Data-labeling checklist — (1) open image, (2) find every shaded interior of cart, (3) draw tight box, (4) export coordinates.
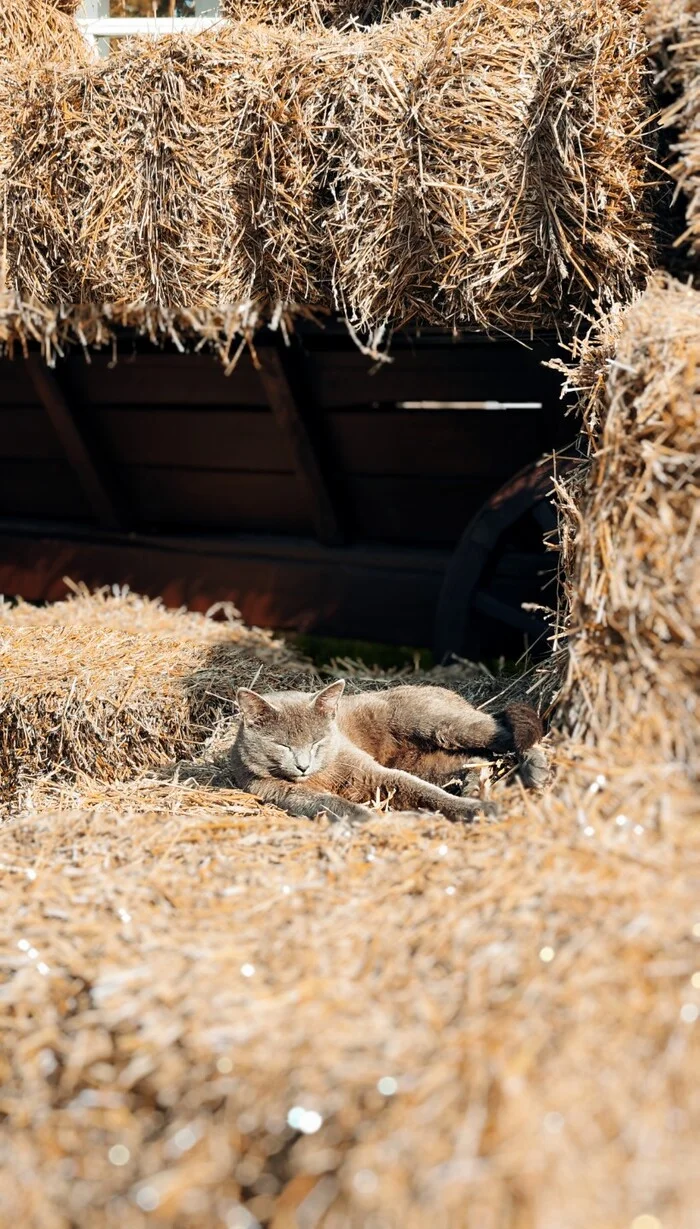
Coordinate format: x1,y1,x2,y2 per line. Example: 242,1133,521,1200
0,324,573,659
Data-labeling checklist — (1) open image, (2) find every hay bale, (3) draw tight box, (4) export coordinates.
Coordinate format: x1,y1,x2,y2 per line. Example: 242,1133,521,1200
0,748,698,1229
0,2,654,340
0,22,337,316
555,275,700,763
1,27,264,310
325,1,556,334
647,0,700,258
0,586,310,811
0,0,87,66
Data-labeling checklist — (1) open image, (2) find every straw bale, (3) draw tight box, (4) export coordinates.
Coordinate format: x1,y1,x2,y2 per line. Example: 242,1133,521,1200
1,24,281,311
324,0,654,339
0,0,87,67
0,738,698,1229
647,0,700,258
0,586,311,811
0,1,654,343
0,21,339,318
554,275,699,762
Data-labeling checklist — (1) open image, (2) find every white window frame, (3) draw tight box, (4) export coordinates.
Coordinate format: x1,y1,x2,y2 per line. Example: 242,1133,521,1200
77,1,221,55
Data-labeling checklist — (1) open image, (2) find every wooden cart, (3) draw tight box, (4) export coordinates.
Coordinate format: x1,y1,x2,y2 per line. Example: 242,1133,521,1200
0,323,573,658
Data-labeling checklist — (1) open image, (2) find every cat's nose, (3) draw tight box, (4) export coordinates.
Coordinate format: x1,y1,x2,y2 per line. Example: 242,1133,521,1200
295,753,311,774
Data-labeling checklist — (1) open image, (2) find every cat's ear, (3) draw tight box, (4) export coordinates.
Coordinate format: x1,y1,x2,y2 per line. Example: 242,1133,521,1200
312,679,345,719
236,688,280,728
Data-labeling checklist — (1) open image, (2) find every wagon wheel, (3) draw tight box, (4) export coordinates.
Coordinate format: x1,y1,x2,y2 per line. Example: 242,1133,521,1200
433,456,572,663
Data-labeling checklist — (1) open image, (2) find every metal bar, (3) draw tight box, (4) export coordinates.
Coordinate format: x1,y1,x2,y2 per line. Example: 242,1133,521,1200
77,0,109,55
256,346,343,547
25,357,123,531
398,401,543,411
76,16,221,36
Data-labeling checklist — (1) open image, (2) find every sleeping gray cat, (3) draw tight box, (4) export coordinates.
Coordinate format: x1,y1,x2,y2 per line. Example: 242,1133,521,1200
230,680,547,824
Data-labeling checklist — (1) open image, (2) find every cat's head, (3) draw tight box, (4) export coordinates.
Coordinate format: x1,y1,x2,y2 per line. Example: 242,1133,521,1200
234,680,345,781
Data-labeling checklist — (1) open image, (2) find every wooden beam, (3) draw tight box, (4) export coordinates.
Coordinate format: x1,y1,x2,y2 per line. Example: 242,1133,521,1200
25,356,123,530
256,344,343,546
0,523,448,646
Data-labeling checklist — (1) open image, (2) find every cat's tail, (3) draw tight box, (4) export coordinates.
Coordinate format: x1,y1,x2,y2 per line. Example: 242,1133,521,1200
496,702,549,791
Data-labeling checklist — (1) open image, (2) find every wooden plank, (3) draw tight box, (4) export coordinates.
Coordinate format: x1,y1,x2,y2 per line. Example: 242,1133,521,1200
65,351,267,407
343,476,494,546
0,460,91,520
0,408,63,459
306,345,564,409
0,402,561,486
90,407,294,471
324,408,553,477
25,356,123,529
0,405,559,487
0,527,449,646
4,339,565,412
0,359,43,405
115,467,313,535
0,461,505,544
257,345,343,546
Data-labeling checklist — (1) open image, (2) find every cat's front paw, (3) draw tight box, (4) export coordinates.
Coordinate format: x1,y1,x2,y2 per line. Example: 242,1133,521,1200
322,801,373,826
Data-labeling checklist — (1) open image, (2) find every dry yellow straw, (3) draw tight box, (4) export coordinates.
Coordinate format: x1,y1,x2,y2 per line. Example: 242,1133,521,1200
0,0,654,346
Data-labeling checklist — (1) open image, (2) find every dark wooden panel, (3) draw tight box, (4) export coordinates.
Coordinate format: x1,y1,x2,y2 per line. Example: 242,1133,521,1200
0,360,43,405
258,345,343,546
0,530,448,645
0,408,62,458
115,467,312,535
0,460,91,520
89,408,294,471
0,461,496,543
25,356,123,531
344,476,494,546
63,352,267,407
325,409,551,478
0,405,556,480
306,346,562,409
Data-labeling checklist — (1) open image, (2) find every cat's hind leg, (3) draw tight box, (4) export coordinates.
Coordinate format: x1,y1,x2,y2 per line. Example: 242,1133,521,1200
383,687,548,790
384,685,501,750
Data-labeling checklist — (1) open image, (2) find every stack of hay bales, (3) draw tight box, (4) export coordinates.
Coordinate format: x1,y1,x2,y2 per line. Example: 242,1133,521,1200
0,0,654,353
0,10,698,1229
647,0,700,258
556,274,699,770
0,587,311,811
